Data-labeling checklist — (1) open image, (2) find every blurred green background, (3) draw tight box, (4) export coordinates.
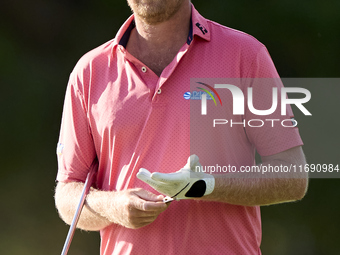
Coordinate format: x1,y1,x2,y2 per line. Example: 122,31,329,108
0,0,339,254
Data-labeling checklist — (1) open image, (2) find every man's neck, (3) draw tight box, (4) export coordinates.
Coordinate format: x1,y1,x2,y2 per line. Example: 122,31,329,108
126,2,191,76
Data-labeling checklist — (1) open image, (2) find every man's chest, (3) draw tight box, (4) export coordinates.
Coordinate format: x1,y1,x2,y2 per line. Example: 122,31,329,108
88,74,191,145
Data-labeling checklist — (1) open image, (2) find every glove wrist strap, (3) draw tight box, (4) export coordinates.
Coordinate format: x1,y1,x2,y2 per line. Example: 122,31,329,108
204,177,215,196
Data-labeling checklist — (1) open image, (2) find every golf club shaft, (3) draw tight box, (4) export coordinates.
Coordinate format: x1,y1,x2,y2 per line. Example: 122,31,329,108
61,168,96,255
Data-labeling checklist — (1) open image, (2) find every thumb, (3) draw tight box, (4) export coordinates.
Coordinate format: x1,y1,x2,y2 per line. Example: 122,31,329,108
134,189,164,202
184,154,200,169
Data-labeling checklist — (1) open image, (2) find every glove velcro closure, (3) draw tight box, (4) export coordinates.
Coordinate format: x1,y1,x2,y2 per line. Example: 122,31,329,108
185,180,206,197
184,177,215,198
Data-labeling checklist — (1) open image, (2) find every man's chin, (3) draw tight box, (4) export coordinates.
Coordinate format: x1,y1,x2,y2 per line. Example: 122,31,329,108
129,0,184,25
138,13,170,25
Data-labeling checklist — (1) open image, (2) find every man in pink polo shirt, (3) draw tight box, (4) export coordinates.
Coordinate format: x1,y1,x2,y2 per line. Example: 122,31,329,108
55,0,308,254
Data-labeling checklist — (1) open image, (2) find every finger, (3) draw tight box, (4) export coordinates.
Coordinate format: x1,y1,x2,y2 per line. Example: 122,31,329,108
137,169,165,189
185,154,200,169
134,188,163,202
129,216,159,229
126,214,157,229
143,201,169,212
151,171,188,183
125,202,165,227
137,215,158,222
133,199,168,212
138,168,151,175
131,208,160,217
132,189,168,212
132,203,168,217
151,171,184,182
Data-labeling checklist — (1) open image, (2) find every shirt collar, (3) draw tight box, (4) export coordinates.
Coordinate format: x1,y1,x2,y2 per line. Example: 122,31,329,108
113,3,211,49
190,4,211,43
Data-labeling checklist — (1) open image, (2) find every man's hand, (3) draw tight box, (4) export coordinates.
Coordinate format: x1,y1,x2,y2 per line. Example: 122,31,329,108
109,188,169,229
137,155,215,200
55,183,169,231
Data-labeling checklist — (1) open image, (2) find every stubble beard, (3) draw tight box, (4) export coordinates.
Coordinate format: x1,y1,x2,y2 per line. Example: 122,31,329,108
127,0,185,25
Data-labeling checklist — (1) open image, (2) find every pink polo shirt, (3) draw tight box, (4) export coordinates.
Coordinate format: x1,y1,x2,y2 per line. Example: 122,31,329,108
57,4,303,255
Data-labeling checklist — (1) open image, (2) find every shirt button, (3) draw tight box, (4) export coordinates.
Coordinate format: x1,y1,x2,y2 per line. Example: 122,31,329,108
157,89,162,94
141,66,147,73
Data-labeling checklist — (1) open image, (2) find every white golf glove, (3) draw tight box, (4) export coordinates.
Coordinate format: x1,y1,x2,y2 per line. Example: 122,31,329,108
137,155,215,200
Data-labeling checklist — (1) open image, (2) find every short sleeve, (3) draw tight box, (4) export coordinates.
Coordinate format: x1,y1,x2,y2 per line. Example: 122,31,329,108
244,46,303,156
56,72,97,182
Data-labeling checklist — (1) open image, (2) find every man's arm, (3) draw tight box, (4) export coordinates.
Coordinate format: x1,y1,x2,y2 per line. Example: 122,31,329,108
55,182,168,231
202,146,308,206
